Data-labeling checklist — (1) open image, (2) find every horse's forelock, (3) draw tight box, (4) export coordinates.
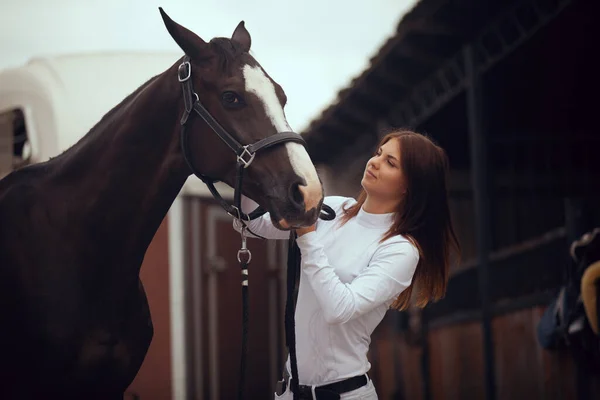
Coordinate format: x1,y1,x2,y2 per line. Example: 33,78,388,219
208,37,248,72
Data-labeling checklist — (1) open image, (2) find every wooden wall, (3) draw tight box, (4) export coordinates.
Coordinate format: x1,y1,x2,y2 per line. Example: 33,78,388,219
368,306,600,400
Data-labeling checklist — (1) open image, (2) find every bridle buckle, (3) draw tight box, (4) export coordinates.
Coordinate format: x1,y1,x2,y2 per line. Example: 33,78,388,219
228,205,250,222
237,146,256,168
178,61,192,82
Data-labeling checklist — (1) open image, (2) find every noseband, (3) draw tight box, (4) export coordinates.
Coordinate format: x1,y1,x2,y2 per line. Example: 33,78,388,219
175,55,333,400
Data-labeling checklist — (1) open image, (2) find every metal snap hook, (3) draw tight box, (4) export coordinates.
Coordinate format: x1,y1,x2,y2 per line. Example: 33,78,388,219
237,248,252,264
237,226,252,264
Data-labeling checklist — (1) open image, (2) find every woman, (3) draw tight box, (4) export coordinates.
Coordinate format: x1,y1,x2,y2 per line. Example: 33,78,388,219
234,129,460,399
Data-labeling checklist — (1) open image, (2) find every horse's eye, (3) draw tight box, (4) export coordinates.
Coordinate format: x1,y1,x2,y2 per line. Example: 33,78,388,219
221,91,243,108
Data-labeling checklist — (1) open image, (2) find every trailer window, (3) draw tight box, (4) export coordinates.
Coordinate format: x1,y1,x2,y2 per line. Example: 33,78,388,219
0,108,30,177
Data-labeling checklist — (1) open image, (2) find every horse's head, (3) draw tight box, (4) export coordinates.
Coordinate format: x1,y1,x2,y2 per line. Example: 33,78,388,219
159,9,323,229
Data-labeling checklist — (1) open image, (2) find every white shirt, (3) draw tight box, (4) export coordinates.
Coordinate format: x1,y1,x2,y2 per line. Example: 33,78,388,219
234,195,419,386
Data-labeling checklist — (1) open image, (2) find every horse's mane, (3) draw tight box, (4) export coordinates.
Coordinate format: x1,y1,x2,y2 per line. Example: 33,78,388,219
47,73,163,165
58,39,241,158
13,40,246,178
93,74,162,130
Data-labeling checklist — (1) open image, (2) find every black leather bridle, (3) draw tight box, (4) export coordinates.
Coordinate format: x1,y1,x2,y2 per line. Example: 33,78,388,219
175,55,334,400
177,55,308,223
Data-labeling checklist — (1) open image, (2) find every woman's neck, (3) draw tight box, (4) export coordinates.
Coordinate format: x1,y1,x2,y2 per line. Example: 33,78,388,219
362,195,400,214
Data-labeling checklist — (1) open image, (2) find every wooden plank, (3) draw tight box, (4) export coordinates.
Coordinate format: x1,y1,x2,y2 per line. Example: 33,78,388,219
532,306,580,400
492,307,547,399
369,328,397,399
396,333,425,400
428,321,485,400
126,216,173,399
369,315,425,400
493,305,600,400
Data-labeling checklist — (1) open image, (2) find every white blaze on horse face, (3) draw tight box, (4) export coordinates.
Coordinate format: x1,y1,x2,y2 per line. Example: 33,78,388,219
242,64,322,212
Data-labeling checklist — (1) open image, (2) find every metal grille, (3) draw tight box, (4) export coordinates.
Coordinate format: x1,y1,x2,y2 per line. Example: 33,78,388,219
0,109,30,177
390,0,573,128
12,109,29,169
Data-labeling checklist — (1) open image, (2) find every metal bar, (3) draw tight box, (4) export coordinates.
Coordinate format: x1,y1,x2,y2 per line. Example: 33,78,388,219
508,131,519,244
427,290,557,330
564,198,593,399
459,226,566,270
464,44,496,400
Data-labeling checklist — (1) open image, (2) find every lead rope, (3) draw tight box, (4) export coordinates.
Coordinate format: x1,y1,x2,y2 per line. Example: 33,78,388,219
235,204,335,400
284,205,336,400
285,231,301,399
237,226,251,400
236,217,269,400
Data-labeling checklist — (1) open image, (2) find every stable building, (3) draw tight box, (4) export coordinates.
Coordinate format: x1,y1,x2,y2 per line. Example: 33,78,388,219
301,0,600,399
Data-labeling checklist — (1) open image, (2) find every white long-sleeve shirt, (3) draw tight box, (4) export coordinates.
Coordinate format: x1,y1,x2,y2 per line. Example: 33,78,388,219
234,195,419,386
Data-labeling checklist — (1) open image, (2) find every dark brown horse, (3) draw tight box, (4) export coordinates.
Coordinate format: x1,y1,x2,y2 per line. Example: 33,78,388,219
0,8,323,399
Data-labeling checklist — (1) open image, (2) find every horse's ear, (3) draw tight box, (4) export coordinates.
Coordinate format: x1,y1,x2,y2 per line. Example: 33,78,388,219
231,21,251,53
159,7,210,60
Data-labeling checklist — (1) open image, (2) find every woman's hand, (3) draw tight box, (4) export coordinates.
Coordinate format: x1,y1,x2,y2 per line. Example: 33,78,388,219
295,224,316,237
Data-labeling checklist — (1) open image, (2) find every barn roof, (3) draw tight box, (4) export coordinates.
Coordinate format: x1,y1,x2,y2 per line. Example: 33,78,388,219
300,0,519,164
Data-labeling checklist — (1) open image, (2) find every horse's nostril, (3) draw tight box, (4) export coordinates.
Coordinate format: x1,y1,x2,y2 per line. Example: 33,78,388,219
289,182,304,209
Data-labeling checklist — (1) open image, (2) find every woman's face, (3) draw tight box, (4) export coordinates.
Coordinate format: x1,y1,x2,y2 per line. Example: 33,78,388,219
361,138,407,203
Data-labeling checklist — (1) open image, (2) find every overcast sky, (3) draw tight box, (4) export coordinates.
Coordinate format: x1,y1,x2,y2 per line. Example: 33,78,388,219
0,0,418,130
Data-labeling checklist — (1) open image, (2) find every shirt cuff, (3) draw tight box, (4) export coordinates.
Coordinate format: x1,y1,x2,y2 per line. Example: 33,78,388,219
295,231,323,264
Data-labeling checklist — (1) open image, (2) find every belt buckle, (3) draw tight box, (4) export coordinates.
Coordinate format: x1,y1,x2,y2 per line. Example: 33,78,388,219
296,384,313,399
314,387,341,400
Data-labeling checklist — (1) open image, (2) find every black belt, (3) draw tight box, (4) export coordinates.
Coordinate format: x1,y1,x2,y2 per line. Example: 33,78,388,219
279,369,368,400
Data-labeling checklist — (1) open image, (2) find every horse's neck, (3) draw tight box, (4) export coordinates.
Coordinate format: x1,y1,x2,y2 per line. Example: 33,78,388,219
53,70,189,263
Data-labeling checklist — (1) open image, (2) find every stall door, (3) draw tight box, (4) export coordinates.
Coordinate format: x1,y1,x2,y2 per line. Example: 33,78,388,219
184,197,289,400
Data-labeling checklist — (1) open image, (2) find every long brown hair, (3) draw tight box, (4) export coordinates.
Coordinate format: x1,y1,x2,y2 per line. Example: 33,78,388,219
339,130,460,311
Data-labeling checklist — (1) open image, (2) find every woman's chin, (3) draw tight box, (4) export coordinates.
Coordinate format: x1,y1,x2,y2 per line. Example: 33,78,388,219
360,179,372,194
